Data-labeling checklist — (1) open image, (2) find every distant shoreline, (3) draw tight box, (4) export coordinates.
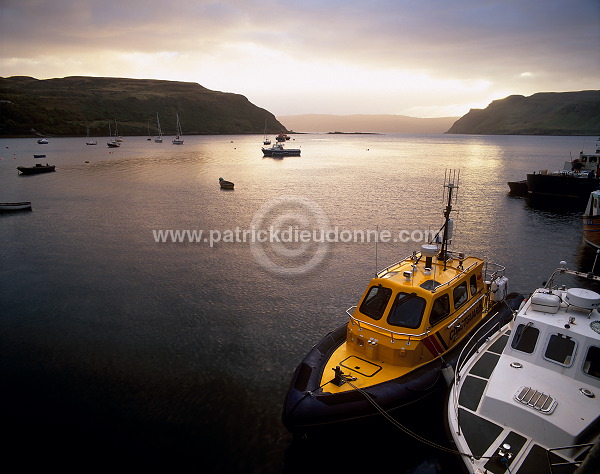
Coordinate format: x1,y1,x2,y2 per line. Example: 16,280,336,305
326,131,384,135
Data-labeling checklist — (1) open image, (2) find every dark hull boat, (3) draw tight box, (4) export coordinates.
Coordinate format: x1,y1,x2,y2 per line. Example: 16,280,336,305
0,202,32,212
526,172,599,199
507,180,528,196
17,164,56,174
219,177,234,189
262,143,301,157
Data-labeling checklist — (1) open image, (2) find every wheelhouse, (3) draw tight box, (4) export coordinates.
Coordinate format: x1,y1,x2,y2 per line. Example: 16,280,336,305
345,249,505,368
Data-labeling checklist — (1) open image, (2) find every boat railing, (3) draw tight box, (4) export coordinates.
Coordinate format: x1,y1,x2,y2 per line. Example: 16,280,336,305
428,261,479,293
445,294,486,329
483,261,506,283
544,264,600,290
346,306,432,342
377,254,482,294
451,301,512,420
376,254,414,277
547,443,595,470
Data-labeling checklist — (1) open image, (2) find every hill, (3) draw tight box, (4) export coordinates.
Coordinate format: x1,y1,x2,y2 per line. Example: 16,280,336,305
0,76,288,137
277,114,458,134
446,90,600,135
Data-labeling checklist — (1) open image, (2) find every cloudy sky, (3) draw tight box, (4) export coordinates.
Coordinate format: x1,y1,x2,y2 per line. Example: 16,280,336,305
1,0,598,117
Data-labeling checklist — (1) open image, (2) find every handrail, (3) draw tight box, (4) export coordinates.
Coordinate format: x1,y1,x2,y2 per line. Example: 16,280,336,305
376,254,414,277
547,443,594,470
484,261,506,283
451,301,511,420
429,261,479,293
446,294,486,329
544,265,600,289
346,305,431,341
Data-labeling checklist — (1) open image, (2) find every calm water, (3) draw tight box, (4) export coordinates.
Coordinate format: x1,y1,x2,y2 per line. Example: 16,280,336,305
1,133,597,472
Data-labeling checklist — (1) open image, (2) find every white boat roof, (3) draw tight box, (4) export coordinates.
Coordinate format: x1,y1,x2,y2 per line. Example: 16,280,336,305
479,284,600,448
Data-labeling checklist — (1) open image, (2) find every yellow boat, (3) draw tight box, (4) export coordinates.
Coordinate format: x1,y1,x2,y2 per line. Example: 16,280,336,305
282,175,523,433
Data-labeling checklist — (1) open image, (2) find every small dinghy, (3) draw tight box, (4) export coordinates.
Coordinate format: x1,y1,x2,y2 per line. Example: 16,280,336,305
0,202,32,212
219,177,234,189
17,164,56,174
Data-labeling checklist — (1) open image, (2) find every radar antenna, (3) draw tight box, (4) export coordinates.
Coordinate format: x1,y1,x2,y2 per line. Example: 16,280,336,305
439,169,460,270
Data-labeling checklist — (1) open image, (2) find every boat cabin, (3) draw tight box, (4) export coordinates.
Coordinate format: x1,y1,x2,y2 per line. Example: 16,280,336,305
346,245,507,368
564,137,600,173
584,190,600,218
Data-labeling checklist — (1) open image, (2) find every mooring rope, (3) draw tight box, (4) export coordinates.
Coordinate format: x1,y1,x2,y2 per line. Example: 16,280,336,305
340,374,503,462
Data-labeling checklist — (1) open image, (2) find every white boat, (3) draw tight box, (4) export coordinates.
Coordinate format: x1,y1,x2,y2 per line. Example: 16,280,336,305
565,135,600,173
37,138,48,144
172,113,184,145
446,261,600,473
583,190,600,249
154,113,163,143
262,143,300,157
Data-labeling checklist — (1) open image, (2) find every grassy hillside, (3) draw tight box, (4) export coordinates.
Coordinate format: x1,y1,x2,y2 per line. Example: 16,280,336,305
0,76,288,137
446,91,600,135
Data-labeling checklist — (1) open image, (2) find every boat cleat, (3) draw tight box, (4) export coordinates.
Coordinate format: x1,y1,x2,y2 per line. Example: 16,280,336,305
331,366,357,387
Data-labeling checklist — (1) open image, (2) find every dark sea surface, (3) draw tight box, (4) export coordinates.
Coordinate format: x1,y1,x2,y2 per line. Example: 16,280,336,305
1,133,598,472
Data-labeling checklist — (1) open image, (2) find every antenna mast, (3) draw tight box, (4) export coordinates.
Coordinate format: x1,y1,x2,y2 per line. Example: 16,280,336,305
439,169,460,270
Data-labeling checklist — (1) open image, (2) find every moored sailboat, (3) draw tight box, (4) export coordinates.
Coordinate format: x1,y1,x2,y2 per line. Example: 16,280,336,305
86,126,97,145
172,113,184,145
282,171,520,434
154,113,163,143
263,118,271,145
107,121,120,148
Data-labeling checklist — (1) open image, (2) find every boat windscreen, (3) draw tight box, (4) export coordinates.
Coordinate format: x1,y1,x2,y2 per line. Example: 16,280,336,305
359,285,392,320
387,292,426,329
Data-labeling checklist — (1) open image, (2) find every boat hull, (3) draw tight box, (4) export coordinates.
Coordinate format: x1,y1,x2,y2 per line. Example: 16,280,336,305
583,214,600,248
0,202,32,212
526,173,600,198
17,165,55,174
507,180,528,196
282,293,524,434
262,148,301,157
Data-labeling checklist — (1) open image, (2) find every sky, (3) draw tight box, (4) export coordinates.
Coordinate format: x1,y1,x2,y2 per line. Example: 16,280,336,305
0,0,598,118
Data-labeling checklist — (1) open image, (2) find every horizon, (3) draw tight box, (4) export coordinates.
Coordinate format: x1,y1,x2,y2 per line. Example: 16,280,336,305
1,1,598,118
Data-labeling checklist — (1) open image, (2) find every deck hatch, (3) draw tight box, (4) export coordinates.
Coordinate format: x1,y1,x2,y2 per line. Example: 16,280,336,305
514,386,557,414
340,356,382,377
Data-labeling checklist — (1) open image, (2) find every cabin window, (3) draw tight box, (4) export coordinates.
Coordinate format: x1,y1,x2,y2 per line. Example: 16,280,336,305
359,285,392,320
544,333,577,367
469,275,478,296
387,292,426,329
511,323,539,354
583,346,600,379
429,294,450,326
453,282,468,309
